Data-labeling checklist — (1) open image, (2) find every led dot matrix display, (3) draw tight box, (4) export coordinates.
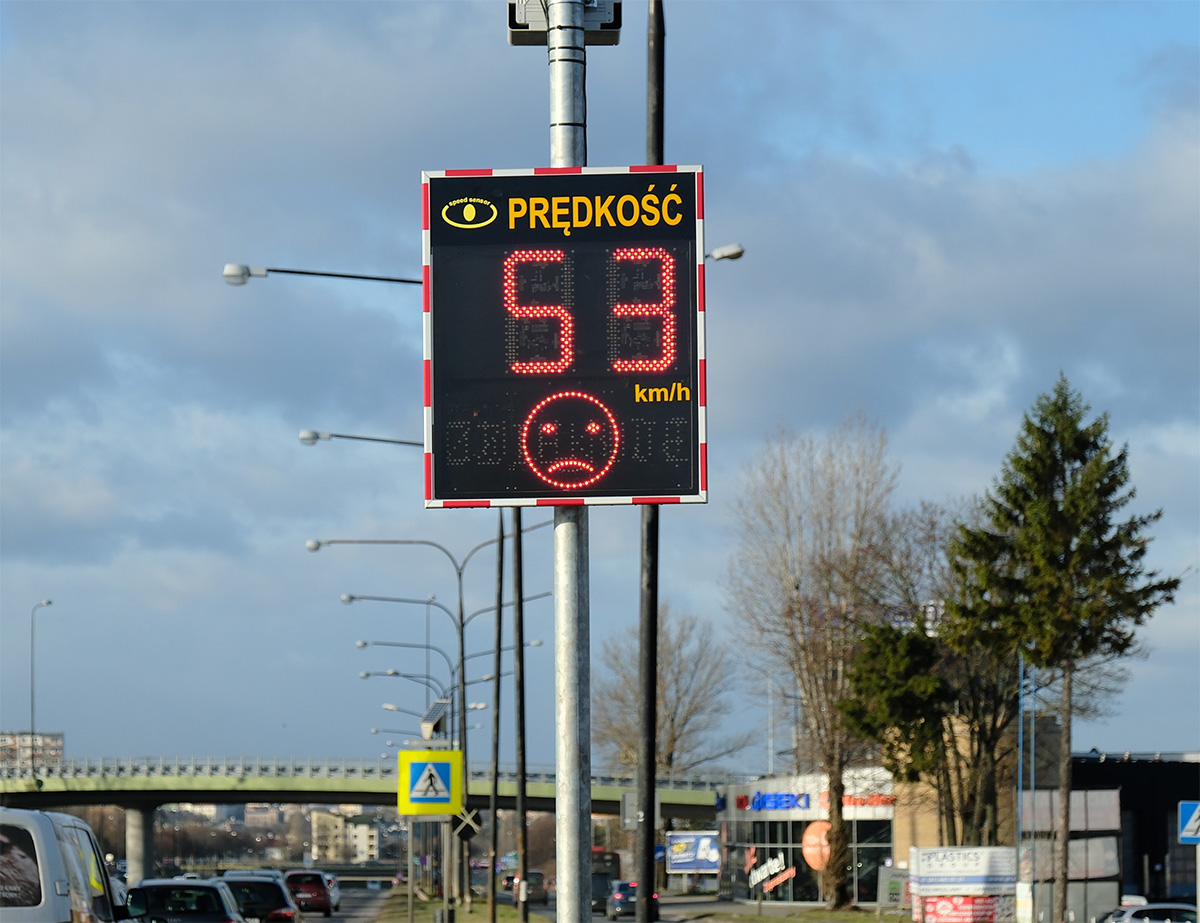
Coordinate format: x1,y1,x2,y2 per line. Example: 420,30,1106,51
423,166,706,507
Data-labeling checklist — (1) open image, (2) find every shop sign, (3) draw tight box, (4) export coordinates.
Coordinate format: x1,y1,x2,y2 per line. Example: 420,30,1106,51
735,791,810,811
923,895,1009,923
910,846,1017,897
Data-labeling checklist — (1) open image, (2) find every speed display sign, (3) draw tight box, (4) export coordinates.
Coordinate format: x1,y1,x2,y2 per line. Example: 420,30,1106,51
422,166,707,507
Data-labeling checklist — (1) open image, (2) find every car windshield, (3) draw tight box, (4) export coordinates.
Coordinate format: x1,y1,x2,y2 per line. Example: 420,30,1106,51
140,886,225,915
288,874,323,887
227,881,285,909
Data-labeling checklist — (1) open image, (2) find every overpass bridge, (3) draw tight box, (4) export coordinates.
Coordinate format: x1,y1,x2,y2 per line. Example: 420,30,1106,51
0,755,725,817
0,756,730,884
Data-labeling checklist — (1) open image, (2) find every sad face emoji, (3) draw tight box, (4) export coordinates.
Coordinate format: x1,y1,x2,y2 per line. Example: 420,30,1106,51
520,391,621,489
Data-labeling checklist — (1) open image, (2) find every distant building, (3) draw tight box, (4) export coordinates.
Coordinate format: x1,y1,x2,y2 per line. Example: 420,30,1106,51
0,731,64,772
245,805,283,829
309,810,380,864
345,816,380,864
177,804,219,820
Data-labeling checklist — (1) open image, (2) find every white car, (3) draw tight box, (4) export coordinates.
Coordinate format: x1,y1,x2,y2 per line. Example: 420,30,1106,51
322,873,341,912
1099,904,1197,923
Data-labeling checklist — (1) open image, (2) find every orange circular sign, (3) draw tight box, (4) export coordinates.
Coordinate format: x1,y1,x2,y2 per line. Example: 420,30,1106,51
801,821,831,871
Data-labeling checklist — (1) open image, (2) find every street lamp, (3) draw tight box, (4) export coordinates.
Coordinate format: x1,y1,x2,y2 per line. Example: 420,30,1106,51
299,429,422,448
29,599,52,773
705,242,745,261
222,264,421,286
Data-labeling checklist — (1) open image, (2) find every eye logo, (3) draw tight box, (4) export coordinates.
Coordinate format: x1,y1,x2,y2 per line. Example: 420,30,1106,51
521,391,620,489
442,197,498,229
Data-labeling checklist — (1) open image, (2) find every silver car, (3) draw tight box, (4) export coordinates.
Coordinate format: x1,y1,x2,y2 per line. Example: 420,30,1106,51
1098,904,1197,923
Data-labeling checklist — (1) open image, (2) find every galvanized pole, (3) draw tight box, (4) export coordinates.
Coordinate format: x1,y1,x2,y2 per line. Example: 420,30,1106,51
548,4,592,923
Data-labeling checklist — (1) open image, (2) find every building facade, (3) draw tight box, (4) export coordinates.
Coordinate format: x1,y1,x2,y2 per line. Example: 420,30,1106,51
0,731,64,772
716,766,898,904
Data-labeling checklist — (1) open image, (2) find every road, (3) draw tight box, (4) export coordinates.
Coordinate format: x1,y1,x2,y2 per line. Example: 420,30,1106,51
505,892,819,921
337,887,391,923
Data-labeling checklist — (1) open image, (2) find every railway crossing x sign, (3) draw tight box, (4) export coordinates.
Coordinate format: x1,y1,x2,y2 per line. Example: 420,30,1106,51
397,749,463,816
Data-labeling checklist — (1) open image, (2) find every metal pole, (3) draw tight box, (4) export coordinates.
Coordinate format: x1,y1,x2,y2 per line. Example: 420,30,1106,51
455,567,469,912
636,505,659,921
488,511,505,921
638,4,665,919
442,819,451,922
407,818,415,923
554,506,591,923
30,599,51,774
548,3,591,922
512,507,530,923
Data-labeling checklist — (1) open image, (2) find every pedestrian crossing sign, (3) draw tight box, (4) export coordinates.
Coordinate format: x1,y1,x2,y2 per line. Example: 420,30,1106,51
398,749,463,815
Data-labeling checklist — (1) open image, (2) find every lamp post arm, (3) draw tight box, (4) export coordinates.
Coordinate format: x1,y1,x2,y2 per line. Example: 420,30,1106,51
360,670,448,699
222,263,421,285
299,430,423,448
342,593,456,623
381,703,425,720
357,639,455,680
462,591,552,629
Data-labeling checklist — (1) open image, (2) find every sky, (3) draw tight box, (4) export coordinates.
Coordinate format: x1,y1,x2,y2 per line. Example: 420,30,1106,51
1,0,1197,777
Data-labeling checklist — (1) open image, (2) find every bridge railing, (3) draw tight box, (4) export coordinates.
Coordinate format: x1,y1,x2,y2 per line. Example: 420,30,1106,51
1,757,746,790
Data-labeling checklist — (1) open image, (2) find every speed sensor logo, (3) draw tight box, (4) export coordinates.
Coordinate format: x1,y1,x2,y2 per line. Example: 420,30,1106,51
442,197,498,229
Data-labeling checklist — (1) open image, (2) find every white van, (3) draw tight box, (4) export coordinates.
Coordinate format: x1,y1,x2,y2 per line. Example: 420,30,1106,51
0,806,130,923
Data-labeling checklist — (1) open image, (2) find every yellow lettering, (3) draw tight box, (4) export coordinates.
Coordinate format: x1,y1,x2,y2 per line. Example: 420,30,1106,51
509,198,527,229
551,196,570,236
661,187,683,226
529,197,550,229
617,194,639,227
594,195,616,227
640,191,661,226
572,196,593,229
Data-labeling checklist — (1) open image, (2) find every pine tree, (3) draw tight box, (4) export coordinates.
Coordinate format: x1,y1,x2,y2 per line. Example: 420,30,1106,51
950,374,1179,922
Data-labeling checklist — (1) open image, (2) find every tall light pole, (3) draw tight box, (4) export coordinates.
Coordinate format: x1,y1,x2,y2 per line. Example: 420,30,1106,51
639,8,743,917
313,533,505,909
29,599,52,773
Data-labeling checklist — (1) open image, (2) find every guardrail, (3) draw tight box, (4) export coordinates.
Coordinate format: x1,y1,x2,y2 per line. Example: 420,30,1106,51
1,756,745,791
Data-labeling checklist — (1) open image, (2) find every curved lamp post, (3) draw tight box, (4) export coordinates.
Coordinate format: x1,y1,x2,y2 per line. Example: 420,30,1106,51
299,430,423,449
222,264,421,286
30,599,52,773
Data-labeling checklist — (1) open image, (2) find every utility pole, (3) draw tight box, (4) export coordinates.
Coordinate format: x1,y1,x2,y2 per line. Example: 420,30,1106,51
547,5,592,923
638,4,665,920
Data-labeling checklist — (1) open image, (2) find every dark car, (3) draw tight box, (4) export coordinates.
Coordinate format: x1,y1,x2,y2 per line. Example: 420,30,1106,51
223,876,305,923
284,872,331,917
605,880,658,921
591,874,613,914
127,879,246,923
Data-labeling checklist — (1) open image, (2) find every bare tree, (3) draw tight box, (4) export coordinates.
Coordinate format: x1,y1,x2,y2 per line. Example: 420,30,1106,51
727,413,897,909
592,603,752,776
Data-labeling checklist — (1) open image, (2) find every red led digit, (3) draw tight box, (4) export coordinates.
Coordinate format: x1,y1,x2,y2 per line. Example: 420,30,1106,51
610,246,676,374
504,249,573,375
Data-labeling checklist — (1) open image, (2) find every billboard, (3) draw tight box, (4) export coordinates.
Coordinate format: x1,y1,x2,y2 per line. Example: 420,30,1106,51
666,831,721,874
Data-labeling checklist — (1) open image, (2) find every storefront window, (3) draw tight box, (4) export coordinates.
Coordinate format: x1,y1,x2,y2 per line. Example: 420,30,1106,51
854,846,891,903
854,820,891,846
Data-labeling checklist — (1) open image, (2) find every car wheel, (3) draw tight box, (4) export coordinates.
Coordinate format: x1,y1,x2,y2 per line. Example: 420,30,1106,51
324,909,332,917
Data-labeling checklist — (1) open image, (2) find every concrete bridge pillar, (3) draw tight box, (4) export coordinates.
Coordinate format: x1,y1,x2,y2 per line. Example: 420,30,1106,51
125,805,157,885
